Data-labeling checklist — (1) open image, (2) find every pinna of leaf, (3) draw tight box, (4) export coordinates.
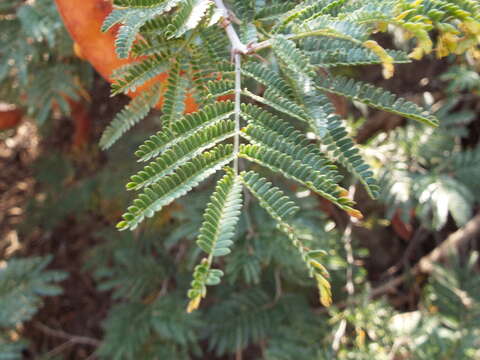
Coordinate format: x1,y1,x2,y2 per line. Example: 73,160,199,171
91,0,440,312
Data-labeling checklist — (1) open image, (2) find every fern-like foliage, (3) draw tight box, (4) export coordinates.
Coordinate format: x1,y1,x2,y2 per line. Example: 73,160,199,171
159,61,189,127
165,0,214,39
303,38,411,67
0,256,66,358
127,120,235,190
110,54,169,96
100,83,162,149
241,171,332,307
118,144,234,231
315,75,439,127
134,101,235,162
0,256,66,328
239,144,359,218
0,0,91,125
103,0,184,58
99,0,479,311
187,169,243,312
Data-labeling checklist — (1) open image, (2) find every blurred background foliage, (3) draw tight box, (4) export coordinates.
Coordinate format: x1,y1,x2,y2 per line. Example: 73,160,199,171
1,0,480,359
0,0,92,125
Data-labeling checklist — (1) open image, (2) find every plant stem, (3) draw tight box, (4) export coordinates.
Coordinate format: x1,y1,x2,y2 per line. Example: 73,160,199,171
343,184,357,297
233,52,241,174
212,1,355,176
213,0,245,174
213,0,249,54
215,0,360,55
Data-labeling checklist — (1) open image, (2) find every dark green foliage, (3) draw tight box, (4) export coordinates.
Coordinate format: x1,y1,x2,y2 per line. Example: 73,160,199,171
239,144,356,214
134,101,235,162
104,0,184,58
118,144,235,230
110,55,170,95
128,121,235,190
100,83,163,149
0,257,66,328
187,170,243,311
241,171,332,303
0,0,92,124
98,296,200,359
87,193,345,359
0,257,66,358
315,75,439,127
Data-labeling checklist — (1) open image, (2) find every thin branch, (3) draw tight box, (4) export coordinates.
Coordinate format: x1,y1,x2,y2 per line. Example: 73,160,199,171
233,52,241,174
213,0,244,175
214,0,248,54
343,184,357,297
384,227,429,277
332,319,347,352
331,185,357,354
42,340,76,358
274,267,283,303
371,212,480,298
34,322,101,347
243,187,256,238
214,0,360,55
236,347,243,360
315,212,480,313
